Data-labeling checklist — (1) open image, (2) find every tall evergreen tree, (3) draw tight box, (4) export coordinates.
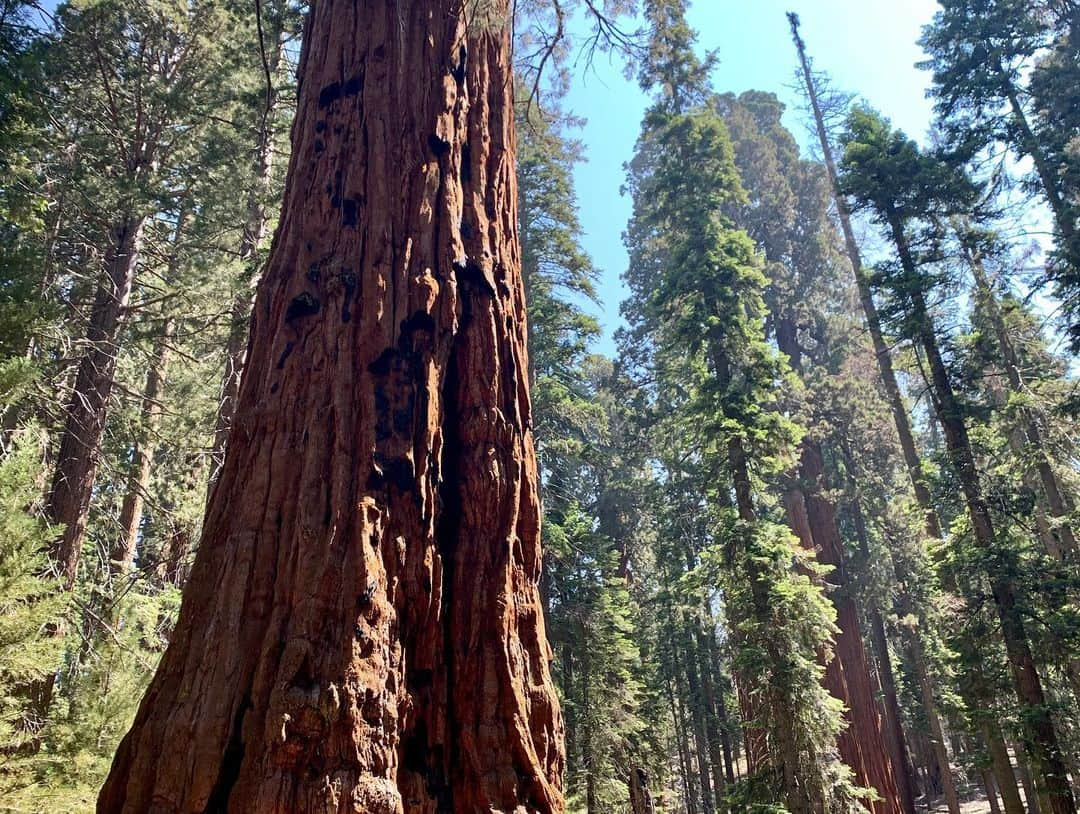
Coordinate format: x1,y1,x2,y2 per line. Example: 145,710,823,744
839,107,1077,814
622,4,863,811
920,0,1080,344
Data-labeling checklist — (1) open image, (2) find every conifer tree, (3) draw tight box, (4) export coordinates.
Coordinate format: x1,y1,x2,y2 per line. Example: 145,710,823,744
99,1,566,810
839,107,1077,814
622,4,863,811
920,0,1080,343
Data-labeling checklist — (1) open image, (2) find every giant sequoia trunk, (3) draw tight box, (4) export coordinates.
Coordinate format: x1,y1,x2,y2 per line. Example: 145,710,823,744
774,316,902,814
98,3,565,812
784,442,902,814
844,469,919,814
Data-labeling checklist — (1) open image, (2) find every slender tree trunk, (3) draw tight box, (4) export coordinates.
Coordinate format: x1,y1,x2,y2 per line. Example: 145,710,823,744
1016,740,1045,814
112,210,189,577
209,19,288,487
711,336,810,814
910,636,962,814
19,214,147,735
48,214,146,587
681,621,716,814
888,212,1076,814
112,323,173,575
988,769,1006,814
963,239,1078,564
693,624,729,810
668,670,700,814
995,69,1078,260
704,623,737,786
99,3,565,811
983,719,1026,814
157,520,191,588
673,625,711,814
788,13,942,543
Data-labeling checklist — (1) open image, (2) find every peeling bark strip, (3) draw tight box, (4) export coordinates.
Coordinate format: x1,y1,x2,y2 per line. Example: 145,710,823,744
98,2,565,812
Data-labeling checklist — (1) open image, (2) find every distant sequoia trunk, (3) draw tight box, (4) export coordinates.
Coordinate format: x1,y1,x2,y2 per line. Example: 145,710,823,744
98,2,565,812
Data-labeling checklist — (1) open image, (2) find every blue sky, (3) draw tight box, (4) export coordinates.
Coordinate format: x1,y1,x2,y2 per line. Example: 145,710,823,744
563,0,941,355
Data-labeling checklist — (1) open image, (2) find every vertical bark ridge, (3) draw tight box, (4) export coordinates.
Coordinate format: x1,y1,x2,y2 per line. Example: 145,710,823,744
99,3,563,812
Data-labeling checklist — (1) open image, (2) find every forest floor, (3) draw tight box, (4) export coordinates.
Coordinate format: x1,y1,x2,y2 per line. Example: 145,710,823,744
926,795,993,814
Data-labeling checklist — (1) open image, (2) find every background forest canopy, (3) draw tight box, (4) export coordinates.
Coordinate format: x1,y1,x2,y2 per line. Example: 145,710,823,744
0,0,1079,813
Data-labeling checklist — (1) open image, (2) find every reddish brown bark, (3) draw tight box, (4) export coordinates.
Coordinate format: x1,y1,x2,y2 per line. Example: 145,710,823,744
782,469,900,814
98,3,564,812
845,471,920,814
774,314,901,814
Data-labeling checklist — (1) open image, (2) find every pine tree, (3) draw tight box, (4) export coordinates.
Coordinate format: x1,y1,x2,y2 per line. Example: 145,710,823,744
622,5,864,810
919,0,1080,343
0,428,65,755
839,106,1077,814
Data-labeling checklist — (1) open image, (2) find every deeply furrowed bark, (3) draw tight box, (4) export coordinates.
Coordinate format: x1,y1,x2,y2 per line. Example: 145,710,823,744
99,3,564,812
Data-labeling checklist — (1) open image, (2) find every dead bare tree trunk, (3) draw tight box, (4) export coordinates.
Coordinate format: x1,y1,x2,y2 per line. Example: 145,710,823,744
98,3,565,811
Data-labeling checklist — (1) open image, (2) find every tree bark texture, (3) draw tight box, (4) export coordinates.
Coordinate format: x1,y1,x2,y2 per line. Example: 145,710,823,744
782,467,900,814
983,719,1026,814
774,315,901,814
629,767,656,814
99,3,564,812
48,215,145,587
846,476,920,814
